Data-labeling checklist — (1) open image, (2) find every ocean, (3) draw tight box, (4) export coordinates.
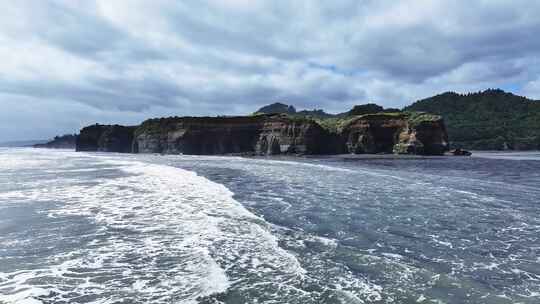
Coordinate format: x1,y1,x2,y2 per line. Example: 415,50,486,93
1,148,539,303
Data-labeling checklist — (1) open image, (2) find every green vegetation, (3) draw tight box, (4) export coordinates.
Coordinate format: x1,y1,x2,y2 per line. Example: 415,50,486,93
405,89,540,150
347,103,384,115
255,102,413,133
314,112,433,133
135,117,184,136
314,117,346,133
254,89,540,150
406,112,442,127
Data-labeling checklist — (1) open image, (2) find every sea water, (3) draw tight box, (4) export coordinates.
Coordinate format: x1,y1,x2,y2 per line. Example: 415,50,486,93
0,148,539,303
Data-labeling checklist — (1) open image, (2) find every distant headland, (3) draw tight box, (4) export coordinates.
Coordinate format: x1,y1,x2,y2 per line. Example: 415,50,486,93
35,89,540,155
75,111,448,156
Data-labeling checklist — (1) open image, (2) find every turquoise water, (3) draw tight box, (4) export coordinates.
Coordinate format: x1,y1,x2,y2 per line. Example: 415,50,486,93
1,149,539,303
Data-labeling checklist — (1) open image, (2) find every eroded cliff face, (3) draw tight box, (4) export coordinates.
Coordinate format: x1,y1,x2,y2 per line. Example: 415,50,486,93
342,115,407,154
77,113,449,156
399,119,449,155
133,116,264,154
256,116,343,155
132,115,341,155
341,113,449,155
76,124,135,153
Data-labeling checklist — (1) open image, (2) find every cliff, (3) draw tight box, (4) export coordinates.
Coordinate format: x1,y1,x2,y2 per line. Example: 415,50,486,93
33,134,77,149
76,112,448,156
76,124,136,153
340,113,449,155
132,114,341,155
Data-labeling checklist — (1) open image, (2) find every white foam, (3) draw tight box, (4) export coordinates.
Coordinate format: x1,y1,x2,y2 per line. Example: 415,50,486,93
473,151,540,161
0,151,308,303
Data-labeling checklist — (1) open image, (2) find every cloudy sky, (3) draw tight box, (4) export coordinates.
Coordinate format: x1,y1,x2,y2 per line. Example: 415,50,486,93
1,0,540,141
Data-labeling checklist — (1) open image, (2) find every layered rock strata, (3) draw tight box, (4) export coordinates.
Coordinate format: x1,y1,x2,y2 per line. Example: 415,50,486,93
76,113,449,156
341,113,449,155
132,115,339,155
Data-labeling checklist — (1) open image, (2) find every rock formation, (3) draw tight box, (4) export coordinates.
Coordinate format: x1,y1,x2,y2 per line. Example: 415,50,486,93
132,114,341,155
133,116,264,154
447,148,472,156
341,113,449,155
76,112,449,156
76,124,136,153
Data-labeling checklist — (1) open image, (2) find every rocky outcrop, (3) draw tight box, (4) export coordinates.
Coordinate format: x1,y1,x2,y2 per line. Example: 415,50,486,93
132,114,342,155
76,112,449,156
76,124,136,153
34,134,77,149
341,113,449,155
133,116,264,154
447,148,472,156
255,116,343,155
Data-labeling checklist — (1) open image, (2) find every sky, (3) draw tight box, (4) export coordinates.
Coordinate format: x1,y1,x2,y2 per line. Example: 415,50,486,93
1,0,540,141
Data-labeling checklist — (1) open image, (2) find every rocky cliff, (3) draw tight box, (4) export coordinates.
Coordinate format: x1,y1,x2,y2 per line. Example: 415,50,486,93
77,112,449,156
76,124,136,153
132,114,341,155
340,113,449,155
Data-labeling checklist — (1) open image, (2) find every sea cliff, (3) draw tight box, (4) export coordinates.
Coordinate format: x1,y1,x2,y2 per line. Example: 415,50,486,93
341,113,448,155
76,124,136,153
76,112,449,156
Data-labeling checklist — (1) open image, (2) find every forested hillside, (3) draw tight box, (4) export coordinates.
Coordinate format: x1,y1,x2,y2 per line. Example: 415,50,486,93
405,89,540,150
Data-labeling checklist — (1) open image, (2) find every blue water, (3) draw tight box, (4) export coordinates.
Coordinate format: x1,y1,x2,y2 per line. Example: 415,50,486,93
1,149,539,303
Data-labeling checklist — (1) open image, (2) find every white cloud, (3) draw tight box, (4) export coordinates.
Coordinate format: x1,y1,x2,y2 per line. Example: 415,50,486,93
523,79,540,99
0,0,539,141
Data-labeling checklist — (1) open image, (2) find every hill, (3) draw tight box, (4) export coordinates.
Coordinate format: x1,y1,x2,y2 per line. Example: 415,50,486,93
255,102,296,114
255,102,336,119
405,89,540,150
255,102,400,119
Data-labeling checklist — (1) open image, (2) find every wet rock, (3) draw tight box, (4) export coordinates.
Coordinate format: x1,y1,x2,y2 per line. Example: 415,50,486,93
447,148,472,156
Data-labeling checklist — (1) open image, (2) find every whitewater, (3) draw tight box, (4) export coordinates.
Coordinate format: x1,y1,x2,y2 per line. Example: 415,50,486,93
1,148,539,303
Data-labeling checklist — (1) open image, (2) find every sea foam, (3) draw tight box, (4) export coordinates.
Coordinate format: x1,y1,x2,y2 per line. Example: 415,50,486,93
0,151,306,303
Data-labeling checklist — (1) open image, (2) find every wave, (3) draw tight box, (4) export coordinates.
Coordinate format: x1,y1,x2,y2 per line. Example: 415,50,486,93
473,151,540,161
0,153,307,303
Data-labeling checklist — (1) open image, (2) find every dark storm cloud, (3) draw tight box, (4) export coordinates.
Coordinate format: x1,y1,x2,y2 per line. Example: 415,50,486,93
0,0,539,141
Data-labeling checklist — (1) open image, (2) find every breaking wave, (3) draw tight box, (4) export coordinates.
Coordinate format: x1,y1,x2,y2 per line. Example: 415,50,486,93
0,152,308,303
